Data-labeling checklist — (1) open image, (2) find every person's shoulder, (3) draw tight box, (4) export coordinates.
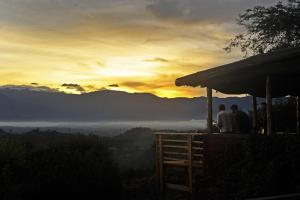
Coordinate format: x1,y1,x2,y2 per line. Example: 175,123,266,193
227,112,235,118
238,110,248,116
218,111,226,115
222,111,233,118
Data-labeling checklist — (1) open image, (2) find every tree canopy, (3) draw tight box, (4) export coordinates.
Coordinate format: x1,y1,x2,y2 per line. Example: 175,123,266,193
225,0,300,56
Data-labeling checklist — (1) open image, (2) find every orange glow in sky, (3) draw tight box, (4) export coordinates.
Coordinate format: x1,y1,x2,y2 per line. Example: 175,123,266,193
0,0,276,97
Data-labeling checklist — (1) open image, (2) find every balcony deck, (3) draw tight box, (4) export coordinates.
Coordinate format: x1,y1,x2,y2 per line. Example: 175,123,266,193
155,132,250,198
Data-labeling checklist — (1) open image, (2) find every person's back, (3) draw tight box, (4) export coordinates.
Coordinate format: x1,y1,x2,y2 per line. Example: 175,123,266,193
217,104,233,133
236,110,251,133
231,104,251,133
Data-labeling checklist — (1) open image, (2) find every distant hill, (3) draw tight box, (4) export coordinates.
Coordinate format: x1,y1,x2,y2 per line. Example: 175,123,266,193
0,87,256,121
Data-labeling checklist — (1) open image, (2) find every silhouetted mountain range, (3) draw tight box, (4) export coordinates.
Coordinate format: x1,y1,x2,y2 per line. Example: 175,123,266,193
0,87,256,121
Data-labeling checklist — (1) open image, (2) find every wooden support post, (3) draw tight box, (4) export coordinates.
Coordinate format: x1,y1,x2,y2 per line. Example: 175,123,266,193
207,87,213,134
252,95,258,133
157,134,164,193
155,135,160,192
187,135,193,195
266,76,273,135
297,96,299,135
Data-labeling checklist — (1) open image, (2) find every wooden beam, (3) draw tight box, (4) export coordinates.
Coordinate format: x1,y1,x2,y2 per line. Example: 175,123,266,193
187,135,193,194
155,134,160,192
266,76,273,135
252,95,258,133
297,96,299,135
165,183,191,192
207,87,213,133
157,135,164,193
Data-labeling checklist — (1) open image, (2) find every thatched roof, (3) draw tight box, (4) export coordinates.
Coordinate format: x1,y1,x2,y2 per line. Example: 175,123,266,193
176,47,300,98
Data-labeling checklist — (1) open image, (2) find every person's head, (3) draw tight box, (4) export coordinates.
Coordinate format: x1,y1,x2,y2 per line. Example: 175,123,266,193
231,104,238,112
219,104,225,111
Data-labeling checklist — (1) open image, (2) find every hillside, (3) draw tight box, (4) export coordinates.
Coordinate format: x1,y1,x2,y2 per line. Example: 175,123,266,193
0,87,255,121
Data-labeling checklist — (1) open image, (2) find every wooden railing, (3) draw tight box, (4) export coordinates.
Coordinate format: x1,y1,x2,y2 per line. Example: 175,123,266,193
155,132,206,196
246,193,300,200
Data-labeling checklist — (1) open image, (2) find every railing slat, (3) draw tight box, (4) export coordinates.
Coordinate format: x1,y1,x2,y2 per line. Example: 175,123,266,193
155,132,205,196
163,145,188,149
163,139,188,143
165,183,191,192
164,157,185,161
163,160,188,166
193,154,204,157
192,147,204,150
164,151,188,156
192,141,204,144
193,160,203,164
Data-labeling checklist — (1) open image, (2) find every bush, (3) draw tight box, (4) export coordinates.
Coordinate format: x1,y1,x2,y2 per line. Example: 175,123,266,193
204,135,300,199
0,131,122,200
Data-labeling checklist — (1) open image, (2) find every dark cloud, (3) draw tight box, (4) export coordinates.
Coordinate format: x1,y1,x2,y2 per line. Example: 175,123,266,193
0,85,58,93
0,0,277,30
122,81,147,88
31,82,38,85
96,87,108,91
0,0,147,28
108,84,119,87
145,57,169,63
121,81,164,90
84,84,99,91
147,0,278,23
61,83,85,92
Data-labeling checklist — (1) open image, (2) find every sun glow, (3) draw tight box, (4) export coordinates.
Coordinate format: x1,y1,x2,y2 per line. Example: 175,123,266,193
91,57,157,78
0,0,242,98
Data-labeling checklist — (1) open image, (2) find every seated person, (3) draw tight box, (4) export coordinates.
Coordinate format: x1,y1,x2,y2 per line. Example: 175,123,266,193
217,104,234,133
230,104,251,133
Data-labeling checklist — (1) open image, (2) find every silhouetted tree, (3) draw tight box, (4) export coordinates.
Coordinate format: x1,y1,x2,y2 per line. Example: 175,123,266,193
225,0,300,56
0,131,122,200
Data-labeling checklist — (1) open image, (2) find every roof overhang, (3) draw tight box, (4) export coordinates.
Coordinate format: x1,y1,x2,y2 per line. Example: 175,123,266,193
175,47,300,98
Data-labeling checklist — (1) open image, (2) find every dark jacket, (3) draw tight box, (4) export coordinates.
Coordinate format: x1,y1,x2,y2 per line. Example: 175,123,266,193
233,110,251,133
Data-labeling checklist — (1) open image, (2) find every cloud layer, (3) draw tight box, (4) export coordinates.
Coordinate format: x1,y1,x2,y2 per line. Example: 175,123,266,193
61,83,86,92
147,0,277,23
0,0,279,97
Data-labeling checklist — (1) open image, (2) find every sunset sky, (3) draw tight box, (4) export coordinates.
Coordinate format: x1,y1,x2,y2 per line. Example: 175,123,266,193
0,0,277,98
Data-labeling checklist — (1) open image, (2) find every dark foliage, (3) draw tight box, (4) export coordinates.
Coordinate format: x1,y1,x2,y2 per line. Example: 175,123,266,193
273,98,297,133
108,128,155,171
110,128,158,200
256,98,297,133
0,130,122,200
1,128,300,200
203,135,300,200
225,0,300,56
